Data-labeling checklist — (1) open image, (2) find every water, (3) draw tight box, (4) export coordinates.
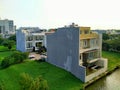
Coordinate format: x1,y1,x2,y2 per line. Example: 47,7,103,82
85,69,120,90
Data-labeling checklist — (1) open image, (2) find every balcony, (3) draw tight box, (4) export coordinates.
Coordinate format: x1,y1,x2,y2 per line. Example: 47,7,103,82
80,33,98,40
87,58,100,63
80,46,99,53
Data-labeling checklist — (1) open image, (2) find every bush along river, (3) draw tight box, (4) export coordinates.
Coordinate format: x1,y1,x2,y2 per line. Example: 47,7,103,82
85,69,120,90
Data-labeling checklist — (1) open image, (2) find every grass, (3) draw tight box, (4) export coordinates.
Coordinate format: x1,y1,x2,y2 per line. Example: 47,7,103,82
0,45,16,52
0,45,16,62
0,61,83,90
102,51,120,71
0,49,120,90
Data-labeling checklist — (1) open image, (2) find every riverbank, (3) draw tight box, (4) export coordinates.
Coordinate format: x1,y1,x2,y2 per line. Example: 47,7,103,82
83,51,120,89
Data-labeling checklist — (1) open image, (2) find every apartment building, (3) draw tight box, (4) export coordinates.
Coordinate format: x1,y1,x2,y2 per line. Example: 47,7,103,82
47,24,107,82
0,19,16,38
16,27,46,52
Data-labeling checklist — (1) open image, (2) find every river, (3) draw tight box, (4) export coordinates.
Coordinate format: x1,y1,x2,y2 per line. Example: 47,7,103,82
85,69,120,90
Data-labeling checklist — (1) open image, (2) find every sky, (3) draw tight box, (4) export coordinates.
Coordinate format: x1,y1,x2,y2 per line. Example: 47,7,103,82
0,0,120,29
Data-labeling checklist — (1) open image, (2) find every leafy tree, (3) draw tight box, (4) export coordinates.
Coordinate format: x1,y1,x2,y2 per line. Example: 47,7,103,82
0,37,4,45
102,34,120,52
2,40,15,50
102,33,109,40
8,34,16,42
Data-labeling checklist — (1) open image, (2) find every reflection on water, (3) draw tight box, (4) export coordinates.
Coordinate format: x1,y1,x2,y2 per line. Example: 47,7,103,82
85,69,120,90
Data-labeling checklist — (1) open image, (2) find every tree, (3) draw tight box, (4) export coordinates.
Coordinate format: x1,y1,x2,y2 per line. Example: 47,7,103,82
8,34,16,42
2,40,15,50
102,33,109,40
0,36,4,45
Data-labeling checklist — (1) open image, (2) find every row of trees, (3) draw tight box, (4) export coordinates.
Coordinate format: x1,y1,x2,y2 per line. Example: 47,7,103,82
102,33,120,52
0,35,16,50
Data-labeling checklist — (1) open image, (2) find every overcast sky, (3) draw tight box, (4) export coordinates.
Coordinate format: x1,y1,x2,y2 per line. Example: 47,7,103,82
1,0,120,29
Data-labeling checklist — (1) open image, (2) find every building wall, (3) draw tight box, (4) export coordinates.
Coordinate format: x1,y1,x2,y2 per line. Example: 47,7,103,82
16,30,26,52
47,27,86,82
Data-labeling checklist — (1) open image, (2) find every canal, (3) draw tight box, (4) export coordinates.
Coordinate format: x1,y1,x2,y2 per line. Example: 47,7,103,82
85,69,120,90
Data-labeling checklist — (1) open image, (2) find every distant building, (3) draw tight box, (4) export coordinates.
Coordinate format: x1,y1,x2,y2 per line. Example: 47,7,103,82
93,29,120,35
47,24,107,82
0,19,16,38
92,30,107,34
16,27,46,52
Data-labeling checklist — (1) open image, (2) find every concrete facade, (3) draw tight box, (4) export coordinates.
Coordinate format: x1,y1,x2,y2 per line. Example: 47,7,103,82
16,28,46,52
0,19,16,38
47,24,107,82
47,27,86,81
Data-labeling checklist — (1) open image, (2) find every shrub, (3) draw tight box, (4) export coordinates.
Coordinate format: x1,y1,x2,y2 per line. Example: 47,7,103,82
22,52,29,60
0,51,29,69
1,57,10,68
19,73,49,90
11,51,29,63
19,73,33,90
0,80,5,90
2,40,15,50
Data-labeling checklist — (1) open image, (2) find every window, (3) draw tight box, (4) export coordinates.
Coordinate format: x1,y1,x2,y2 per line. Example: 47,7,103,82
96,39,98,45
39,36,44,40
84,30,89,34
36,42,42,47
27,36,33,41
35,36,44,40
27,43,32,48
80,31,82,34
83,40,88,48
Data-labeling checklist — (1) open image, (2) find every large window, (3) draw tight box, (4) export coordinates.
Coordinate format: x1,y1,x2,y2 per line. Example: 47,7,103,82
84,30,89,34
35,36,44,40
88,51,99,60
36,42,42,47
90,39,99,47
26,36,33,41
83,39,89,48
27,43,32,48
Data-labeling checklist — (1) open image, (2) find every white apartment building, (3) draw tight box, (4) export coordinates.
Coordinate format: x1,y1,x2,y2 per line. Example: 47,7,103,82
0,19,16,38
16,28,46,52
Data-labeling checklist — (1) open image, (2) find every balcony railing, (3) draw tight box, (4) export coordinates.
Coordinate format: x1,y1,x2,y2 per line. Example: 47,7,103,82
80,33,98,39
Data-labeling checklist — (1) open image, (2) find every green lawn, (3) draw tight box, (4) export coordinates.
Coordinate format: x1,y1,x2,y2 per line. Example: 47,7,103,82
0,51,14,60
0,50,120,90
0,45,16,52
0,61,83,90
0,45,16,62
102,51,120,71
